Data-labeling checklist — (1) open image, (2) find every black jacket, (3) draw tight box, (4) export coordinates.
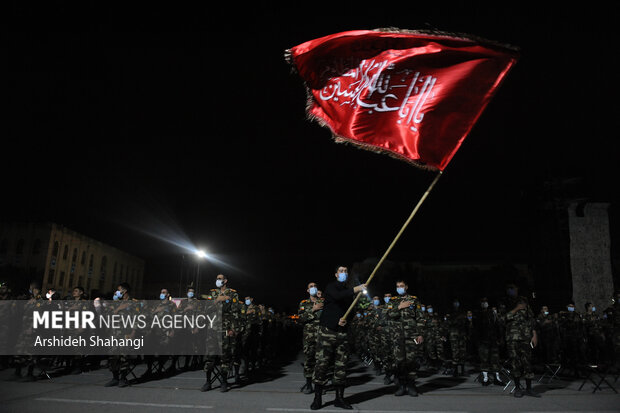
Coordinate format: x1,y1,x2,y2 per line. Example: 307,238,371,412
319,280,355,331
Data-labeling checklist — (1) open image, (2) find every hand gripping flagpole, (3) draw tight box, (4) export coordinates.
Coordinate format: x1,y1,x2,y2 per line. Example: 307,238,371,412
340,169,443,323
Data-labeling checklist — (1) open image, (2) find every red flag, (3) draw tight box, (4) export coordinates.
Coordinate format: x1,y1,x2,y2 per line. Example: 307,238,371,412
286,29,518,170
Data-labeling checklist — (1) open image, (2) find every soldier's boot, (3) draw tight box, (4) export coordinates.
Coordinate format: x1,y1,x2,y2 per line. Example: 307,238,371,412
21,365,35,382
383,373,392,385
333,386,353,409
310,384,322,410
493,371,505,386
104,371,120,387
117,372,129,388
406,380,419,397
513,378,524,398
220,378,229,393
234,365,241,385
200,371,212,392
524,379,541,398
481,371,490,386
395,378,407,397
301,377,313,394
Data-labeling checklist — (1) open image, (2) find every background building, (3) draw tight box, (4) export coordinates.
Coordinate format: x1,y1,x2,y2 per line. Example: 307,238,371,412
0,222,144,298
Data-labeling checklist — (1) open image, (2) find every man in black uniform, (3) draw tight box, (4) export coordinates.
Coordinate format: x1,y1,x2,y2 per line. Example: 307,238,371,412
310,266,365,410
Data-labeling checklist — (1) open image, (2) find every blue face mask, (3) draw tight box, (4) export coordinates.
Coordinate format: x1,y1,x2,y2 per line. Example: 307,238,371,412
356,313,362,318
113,290,122,300
421,306,426,312
160,293,167,300
337,272,347,282
396,287,405,295
453,301,460,308
373,299,380,306
309,287,317,296
384,297,390,304
544,311,549,315
245,299,251,306
567,306,575,312
592,306,596,312
427,308,433,314
187,291,194,298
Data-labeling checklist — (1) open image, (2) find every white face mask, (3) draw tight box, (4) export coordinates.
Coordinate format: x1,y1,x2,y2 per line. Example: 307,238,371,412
216,279,224,288
46,292,52,299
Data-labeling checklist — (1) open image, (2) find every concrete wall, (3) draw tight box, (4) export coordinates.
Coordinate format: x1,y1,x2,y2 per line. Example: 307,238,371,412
568,202,614,312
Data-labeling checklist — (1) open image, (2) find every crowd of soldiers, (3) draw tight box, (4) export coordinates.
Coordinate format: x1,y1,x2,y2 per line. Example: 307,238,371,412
0,276,300,391
299,276,620,402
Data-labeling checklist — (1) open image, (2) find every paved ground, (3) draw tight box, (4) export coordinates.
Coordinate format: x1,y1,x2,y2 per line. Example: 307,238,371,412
0,353,618,413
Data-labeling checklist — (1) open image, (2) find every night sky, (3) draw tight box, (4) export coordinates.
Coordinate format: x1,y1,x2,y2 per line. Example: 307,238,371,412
5,3,618,311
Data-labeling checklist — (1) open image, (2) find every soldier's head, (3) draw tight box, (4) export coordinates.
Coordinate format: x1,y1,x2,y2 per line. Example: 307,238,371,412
115,282,130,300
215,274,227,288
452,297,460,310
480,297,489,309
317,290,323,298
0,281,8,295
45,288,56,300
187,286,195,299
334,266,348,283
506,283,518,297
426,304,434,314
245,296,253,306
72,286,84,299
29,281,41,297
585,302,594,312
160,288,170,300
307,282,318,297
467,310,473,320
372,295,381,306
384,293,391,304
541,305,549,315
395,279,408,296
567,301,575,312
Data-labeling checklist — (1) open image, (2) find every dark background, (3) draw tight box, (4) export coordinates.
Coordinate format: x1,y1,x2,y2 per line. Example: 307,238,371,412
5,3,618,312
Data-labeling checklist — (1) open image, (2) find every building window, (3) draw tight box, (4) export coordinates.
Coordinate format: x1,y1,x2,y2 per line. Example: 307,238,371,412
58,271,65,289
62,245,69,260
72,248,78,263
88,254,94,275
48,269,55,285
32,239,42,255
68,273,74,289
52,241,59,257
81,251,86,265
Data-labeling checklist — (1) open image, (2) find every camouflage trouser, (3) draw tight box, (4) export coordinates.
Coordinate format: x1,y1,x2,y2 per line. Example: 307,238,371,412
392,332,419,382
312,325,349,386
449,330,467,365
424,333,438,362
302,324,319,379
507,340,534,380
380,329,394,374
478,341,500,372
204,331,237,378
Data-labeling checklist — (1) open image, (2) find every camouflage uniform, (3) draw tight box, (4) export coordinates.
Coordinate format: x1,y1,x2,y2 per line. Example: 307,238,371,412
106,298,142,387
504,302,536,381
448,310,469,372
387,294,425,386
377,300,395,380
474,308,502,373
558,310,585,371
536,312,561,364
298,297,323,380
582,311,606,364
423,312,442,368
241,301,261,374
204,287,243,385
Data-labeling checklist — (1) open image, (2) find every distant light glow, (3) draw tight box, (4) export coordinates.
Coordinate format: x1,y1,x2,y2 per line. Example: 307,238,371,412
195,250,208,259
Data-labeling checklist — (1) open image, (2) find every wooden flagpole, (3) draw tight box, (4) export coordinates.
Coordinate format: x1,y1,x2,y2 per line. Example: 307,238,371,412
340,170,443,322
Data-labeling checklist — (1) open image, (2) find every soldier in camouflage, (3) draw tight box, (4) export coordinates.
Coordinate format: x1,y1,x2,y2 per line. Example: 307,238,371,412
201,274,243,393
582,302,606,364
298,282,323,394
447,298,468,377
505,295,540,398
387,279,424,397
